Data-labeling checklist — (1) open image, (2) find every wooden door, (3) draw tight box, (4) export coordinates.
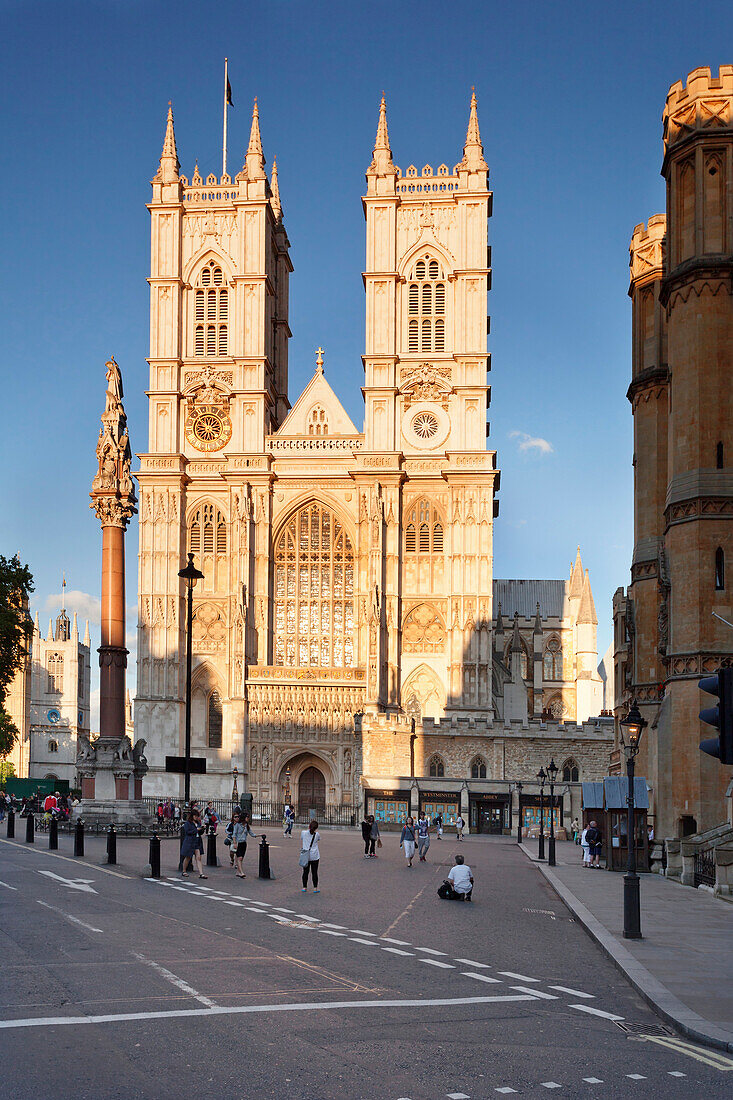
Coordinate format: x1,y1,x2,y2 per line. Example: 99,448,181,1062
298,766,326,811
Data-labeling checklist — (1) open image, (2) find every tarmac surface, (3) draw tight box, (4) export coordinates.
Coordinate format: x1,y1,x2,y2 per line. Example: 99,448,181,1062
1,827,732,1099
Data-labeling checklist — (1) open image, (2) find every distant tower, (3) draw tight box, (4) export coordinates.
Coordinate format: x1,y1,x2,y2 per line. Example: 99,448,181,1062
618,66,733,836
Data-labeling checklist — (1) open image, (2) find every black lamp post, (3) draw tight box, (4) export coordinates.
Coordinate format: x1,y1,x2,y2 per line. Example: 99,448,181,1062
515,781,523,844
547,758,558,866
178,553,204,806
410,717,417,779
620,699,647,939
284,765,292,805
536,767,546,860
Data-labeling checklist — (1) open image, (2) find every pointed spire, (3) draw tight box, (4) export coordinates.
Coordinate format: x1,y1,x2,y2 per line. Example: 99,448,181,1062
534,601,543,635
156,101,180,183
47,617,54,642
244,98,266,179
578,569,598,625
495,601,504,634
460,88,488,172
84,619,90,647
511,611,522,652
34,610,40,636
270,155,282,222
72,611,78,638
191,161,202,186
315,346,325,374
368,94,396,176
569,546,584,600
61,571,66,612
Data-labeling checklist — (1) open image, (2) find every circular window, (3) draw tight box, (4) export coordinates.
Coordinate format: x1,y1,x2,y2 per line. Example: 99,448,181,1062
412,411,439,440
193,413,223,444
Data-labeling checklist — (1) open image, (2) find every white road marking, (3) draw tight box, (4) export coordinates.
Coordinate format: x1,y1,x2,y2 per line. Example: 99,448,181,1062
350,937,380,946
272,907,296,914
132,952,217,1009
461,972,502,984
541,1084,562,1090
447,1093,470,1098
36,900,103,933
382,948,414,957
497,971,538,982
319,922,346,929
380,937,411,946
454,958,490,968
318,930,346,937
495,1089,517,1095
350,929,376,936
421,959,455,969
583,1078,603,1084
37,870,97,894
549,985,594,999
626,1075,646,1080
668,1072,686,1077
295,914,319,922
569,1004,624,1021
0,992,540,1030
0,838,130,877
511,985,558,1000
0,880,18,890
415,947,448,956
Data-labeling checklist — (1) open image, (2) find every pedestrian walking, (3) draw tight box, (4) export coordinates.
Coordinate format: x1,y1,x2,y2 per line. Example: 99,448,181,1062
190,806,207,877
417,813,430,861
283,805,294,837
586,819,603,868
233,813,259,878
455,813,464,841
580,823,592,867
361,814,372,858
400,816,417,867
435,812,443,839
300,819,321,892
571,817,580,843
224,808,241,866
180,812,206,878
369,814,381,857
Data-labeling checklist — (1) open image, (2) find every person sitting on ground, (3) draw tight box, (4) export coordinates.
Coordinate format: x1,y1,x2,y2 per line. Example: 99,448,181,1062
440,854,474,901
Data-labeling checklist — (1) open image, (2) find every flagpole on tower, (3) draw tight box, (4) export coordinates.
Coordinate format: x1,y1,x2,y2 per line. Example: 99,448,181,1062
223,57,229,179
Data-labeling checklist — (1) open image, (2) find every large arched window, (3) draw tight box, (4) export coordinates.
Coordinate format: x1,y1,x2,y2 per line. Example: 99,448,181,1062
543,637,562,680
404,498,444,554
274,502,354,668
207,690,223,748
470,756,487,779
407,253,446,354
193,260,228,358
562,757,580,782
189,503,227,559
428,754,445,778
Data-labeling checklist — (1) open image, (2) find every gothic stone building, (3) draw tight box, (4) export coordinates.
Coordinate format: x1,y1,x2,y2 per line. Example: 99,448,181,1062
135,94,611,830
614,66,733,838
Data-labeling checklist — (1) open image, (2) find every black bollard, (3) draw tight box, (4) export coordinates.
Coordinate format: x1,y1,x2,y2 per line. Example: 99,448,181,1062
49,816,58,850
106,824,117,865
7,810,14,838
25,813,34,844
74,818,84,858
149,834,161,878
258,834,271,879
206,830,218,867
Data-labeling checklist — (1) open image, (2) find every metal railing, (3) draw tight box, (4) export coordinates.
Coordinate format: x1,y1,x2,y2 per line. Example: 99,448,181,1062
693,844,716,887
141,796,237,821
31,816,182,838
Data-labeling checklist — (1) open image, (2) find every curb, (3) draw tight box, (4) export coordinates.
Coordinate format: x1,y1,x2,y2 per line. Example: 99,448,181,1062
519,842,733,1054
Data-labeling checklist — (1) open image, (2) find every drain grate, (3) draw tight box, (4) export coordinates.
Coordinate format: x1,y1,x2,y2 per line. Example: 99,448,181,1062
616,1021,673,1038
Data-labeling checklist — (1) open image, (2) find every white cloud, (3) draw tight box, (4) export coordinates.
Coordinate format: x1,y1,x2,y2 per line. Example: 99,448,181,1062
44,589,101,625
509,430,554,455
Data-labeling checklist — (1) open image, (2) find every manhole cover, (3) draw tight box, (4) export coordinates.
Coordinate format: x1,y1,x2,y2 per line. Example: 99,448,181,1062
616,1021,673,1038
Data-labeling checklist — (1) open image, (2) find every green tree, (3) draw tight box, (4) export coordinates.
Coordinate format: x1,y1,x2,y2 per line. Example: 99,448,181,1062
0,554,34,758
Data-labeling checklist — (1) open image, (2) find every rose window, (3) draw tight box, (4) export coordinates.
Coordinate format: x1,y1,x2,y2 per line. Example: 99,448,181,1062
412,411,439,440
193,413,223,444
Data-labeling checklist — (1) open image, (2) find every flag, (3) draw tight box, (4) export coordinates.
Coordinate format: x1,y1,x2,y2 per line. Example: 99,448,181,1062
226,77,233,107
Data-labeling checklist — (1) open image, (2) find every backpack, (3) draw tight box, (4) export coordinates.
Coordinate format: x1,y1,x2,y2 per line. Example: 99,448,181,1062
586,827,600,845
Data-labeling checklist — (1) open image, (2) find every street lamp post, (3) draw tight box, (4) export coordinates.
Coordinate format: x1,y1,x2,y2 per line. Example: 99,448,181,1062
410,717,417,779
284,765,291,806
515,781,523,844
547,758,558,866
178,553,204,806
536,767,546,860
620,699,647,939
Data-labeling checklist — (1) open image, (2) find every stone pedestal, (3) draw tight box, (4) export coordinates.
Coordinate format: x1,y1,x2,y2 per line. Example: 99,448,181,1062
77,799,157,826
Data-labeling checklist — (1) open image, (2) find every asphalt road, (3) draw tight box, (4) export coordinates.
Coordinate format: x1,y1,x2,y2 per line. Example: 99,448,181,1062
0,828,730,1099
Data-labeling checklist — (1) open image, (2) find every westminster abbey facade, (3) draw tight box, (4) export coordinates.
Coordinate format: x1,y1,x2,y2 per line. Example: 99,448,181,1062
135,95,611,829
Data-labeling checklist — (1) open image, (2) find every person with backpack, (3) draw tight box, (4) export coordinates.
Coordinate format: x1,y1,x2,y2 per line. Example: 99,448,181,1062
585,820,603,868
400,816,417,867
438,854,474,901
203,801,219,834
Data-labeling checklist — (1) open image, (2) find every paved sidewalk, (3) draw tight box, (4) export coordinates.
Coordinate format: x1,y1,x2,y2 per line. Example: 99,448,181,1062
520,837,733,1052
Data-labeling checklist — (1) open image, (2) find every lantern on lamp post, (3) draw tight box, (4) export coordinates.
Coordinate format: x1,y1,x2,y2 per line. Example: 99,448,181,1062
546,758,558,866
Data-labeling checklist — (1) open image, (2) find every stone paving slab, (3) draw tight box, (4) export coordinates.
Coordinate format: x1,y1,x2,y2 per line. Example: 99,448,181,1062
520,838,733,1053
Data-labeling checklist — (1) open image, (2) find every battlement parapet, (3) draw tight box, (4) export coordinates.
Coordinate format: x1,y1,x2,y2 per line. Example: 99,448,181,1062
663,65,733,152
629,214,667,286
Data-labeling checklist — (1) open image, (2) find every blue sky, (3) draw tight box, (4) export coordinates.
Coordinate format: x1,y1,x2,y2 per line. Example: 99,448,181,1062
1,1,730,723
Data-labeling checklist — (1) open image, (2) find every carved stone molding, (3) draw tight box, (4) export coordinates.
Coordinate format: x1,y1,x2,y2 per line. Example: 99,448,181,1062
666,497,733,526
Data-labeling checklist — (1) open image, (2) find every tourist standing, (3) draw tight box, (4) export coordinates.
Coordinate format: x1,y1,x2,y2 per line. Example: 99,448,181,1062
300,819,321,892
225,808,241,866
435,812,443,839
400,816,417,867
361,814,371,858
180,812,202,877
586,819,603,868
580,823,592,867
369,814,381,857
455,813,464,841
417,813,430,861
233,814,259,878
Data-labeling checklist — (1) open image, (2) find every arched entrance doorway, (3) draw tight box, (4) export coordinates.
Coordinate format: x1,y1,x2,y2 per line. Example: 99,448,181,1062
298,765,326,811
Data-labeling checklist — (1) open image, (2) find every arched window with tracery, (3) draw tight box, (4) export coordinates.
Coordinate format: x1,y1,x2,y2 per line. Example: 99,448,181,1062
47,654,63,694
543,637,562,680
189,502,228,591
274,502,354,668
470,756,487,779
192,260,229,358
307,406,328,437
562,757,580,782
404,499,444,555
428,754,445,778
406,253,446,354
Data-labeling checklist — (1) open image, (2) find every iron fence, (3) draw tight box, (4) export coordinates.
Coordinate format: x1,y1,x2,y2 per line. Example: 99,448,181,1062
142,796,236,821
251,801,356,827
29,816,182,838
693,844,716,888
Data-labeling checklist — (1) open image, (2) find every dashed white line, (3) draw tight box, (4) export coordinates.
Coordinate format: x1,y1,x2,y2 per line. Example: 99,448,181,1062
416,947,449,956
0,879,18,890
495,1090,517,1095
583,1078,603,1084
350,929,377,936
350,937,380,946
421,959,456,969
461,972,502,984
454,958,490,968
549,985,594,999
382,948,414,957
511,985,558,1000
541,1084,562,1091
132,952,217,1008
36,899,103,933
295,914,319,922
626,1075,646,1081
497,971,539,982
271,906,296,913
569,1004,624,1021
667,1072,686,1077
381,937,412,946
447,1093,470,1099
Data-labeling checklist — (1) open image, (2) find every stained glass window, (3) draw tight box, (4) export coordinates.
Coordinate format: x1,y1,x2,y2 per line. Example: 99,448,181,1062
274,502,354,668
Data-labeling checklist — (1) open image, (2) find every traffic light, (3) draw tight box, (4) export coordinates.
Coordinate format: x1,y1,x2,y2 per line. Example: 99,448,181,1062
699,668,733,765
